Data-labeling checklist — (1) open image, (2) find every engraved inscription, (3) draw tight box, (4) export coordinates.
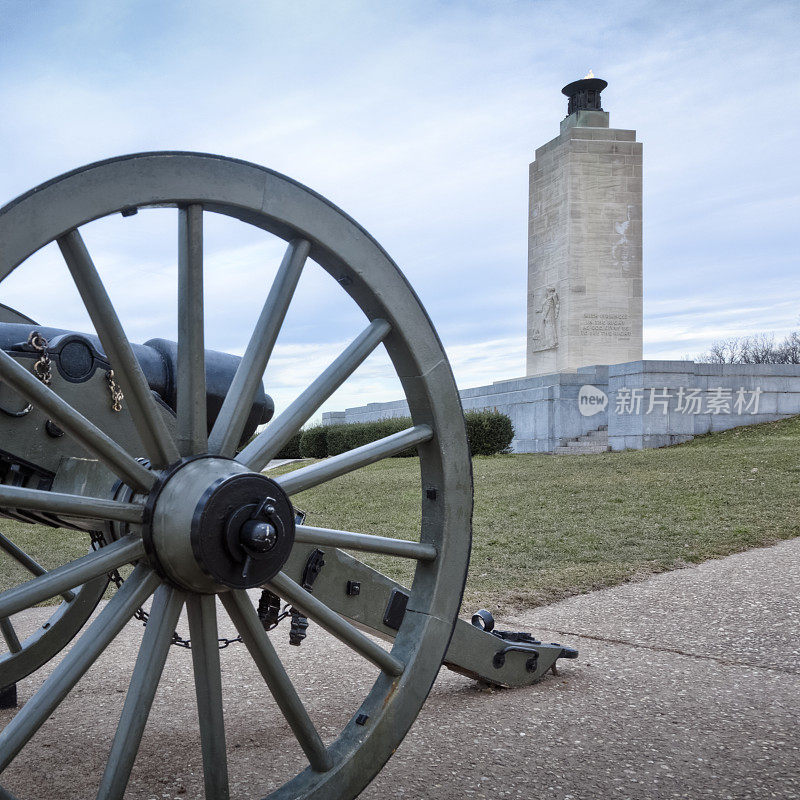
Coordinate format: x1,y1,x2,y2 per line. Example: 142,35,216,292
580,312,631,338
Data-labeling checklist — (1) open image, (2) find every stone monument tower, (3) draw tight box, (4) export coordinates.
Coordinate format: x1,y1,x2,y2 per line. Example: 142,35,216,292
526,76,643,376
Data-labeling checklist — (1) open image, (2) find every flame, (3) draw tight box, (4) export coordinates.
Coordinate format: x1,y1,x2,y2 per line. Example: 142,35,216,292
584,69,595,79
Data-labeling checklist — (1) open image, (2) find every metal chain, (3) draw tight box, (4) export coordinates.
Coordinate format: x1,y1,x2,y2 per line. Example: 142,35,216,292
105,370,124,412
88,533,293,649
27,331,52,384
88,532,194,646
28,331,125,413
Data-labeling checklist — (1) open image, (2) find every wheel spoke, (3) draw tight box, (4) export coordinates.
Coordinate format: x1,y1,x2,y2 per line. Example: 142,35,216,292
177,205,207,456
267,572,404,677
209,238,310,457
96,584,184,800
186,594,229,800
0,485,143,524
58,228,180,468
0,618,21,654
236,318,392,472
0,565,159,772
220,591,332,772
0,534,143,619
294,525,437,562
0,531,75,602
0,349,154,492
278,425,433,495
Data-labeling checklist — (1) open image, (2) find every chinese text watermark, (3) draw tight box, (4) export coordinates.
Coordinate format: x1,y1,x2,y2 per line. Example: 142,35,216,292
578,385,763,416
614,386,762,415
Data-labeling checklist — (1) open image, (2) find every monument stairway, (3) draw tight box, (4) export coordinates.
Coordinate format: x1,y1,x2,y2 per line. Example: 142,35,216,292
553,425,610,455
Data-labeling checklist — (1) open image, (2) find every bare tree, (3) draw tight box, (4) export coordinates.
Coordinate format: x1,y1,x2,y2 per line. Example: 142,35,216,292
697,337,745,363
697,329,800,364
742,333,776,363
777,331,800,364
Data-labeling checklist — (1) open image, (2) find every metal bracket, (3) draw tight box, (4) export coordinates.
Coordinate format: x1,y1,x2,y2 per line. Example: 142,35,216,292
283,542,578,687
301,548,325,591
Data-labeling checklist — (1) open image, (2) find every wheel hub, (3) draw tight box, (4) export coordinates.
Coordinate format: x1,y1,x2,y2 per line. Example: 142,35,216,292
143,458,295,592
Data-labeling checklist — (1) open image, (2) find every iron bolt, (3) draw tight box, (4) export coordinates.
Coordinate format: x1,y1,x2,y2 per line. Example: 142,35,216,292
240,519,277,553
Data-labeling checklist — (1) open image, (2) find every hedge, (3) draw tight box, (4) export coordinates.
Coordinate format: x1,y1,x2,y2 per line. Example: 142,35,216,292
464,409,514,456
297,410,513,459
299,425,328,459
326,418,418,457
274,430,302,459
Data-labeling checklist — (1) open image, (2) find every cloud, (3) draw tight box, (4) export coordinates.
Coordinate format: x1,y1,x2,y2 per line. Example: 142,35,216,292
0,0,798,419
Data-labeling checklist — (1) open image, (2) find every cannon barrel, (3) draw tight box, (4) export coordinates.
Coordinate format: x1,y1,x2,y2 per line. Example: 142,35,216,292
0,323,274,442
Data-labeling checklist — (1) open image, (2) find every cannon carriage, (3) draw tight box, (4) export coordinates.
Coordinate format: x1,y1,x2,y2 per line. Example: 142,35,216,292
0,153,575,799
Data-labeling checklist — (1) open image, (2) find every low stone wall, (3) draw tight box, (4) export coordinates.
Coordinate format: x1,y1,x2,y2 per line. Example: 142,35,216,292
322,361,800,453
323,366,609,453
607,361,800,450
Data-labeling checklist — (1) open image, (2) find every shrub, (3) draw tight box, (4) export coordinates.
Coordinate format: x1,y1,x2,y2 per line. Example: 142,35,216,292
275,430,302,459
299,425,329,458
326,418,417,457
297,411,514,460
464,409,514,456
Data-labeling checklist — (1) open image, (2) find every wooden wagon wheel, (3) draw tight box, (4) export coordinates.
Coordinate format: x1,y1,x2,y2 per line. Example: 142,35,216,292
0,550,107,692
0,153,473,799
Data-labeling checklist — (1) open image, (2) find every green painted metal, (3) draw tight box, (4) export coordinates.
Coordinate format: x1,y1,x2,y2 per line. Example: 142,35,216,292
209,238,309,458
0,152,478,799
96,583,185,800
237,318,392,472
0,485,142,524
187,593,231,799
177,204,207,457
0,535,143,619
58,229,181,469
268,570,405,676
0,620,20,655
0,567,108,688
0,365,174,487
0,348,155,492
0,565,160,771
0,531,75,603
282,541,568,688
220,590,333,774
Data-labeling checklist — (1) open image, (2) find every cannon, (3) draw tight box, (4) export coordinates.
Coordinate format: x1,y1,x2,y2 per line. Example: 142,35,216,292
0,153,576,799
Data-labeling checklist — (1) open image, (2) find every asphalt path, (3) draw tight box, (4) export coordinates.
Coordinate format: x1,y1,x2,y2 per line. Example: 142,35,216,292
1,539,797,799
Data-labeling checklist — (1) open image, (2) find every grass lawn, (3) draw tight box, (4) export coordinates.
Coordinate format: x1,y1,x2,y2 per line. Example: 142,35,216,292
1,416,798,613
286,415,800,612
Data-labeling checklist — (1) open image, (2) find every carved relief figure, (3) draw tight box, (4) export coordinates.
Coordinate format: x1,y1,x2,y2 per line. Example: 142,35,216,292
611,203,634,271
531,287,560,352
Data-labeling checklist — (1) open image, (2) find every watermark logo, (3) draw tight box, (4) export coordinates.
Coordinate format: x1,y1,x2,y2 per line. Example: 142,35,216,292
614,386,762,415
577,385,763,415
578,385,608,416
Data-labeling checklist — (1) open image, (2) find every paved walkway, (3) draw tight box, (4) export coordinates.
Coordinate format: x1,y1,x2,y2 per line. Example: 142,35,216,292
1,540,797,799
262,458,303,472
367,538,799,800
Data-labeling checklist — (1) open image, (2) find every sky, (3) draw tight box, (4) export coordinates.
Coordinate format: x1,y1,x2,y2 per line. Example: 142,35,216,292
0,0,798,419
